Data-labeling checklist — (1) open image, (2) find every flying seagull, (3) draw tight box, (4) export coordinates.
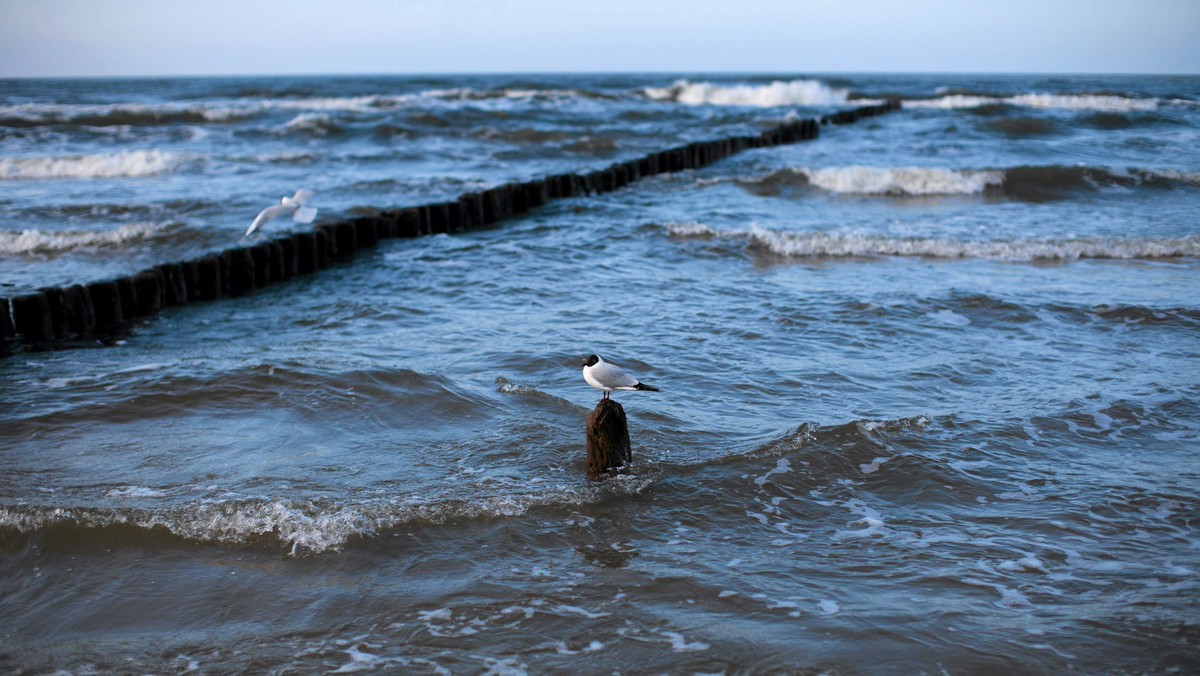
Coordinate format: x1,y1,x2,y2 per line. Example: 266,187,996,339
245,189,317,237
581,354,660,401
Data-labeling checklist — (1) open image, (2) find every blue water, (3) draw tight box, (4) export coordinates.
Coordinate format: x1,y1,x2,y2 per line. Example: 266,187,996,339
2,73,1199,673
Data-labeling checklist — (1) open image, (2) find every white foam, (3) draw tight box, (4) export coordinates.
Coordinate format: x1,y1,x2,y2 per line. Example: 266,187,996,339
107,486,167,498
0,475,650,556
664,221,721,238
1149,168,1200,185
109,362,170,375
267,96,387,111
42,376,94,389
818,599,840,615
754,458,791,486
418,608,453,622
799,166,1004,196
742,225,1200,261
0,222,173,255
928,309,972,327
644,79,849,107
553,604,609,619
833,500,888,540
0,101,252,125
905,92,1160,112
281,112,339,133
332,645,408,673
660,631,710,652
0,150,194,180
998,556,1048,573
859,456,892,475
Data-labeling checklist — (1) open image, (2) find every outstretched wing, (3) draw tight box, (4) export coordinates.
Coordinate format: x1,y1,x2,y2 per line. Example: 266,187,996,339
289,189,314,205
291,206,317,224
245,203,291,236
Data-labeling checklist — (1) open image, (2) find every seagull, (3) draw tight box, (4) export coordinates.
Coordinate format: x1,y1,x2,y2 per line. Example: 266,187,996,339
245,189,317,236
581,354,660,401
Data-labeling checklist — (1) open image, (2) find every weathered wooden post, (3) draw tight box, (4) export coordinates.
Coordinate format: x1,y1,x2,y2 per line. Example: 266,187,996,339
586,398,632,479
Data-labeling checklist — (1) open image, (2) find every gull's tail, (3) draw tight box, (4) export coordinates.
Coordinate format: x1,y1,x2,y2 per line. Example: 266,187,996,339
635,382,660,392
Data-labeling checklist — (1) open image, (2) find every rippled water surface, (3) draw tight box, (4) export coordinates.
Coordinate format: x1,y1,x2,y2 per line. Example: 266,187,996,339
2,73,1199,673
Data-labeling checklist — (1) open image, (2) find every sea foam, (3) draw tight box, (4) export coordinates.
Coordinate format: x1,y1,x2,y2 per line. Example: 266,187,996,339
644,79,849,107
0,222,174,255
905,92,1160,112
798,166,1005,195
0,150,194,180
665,222,1200,261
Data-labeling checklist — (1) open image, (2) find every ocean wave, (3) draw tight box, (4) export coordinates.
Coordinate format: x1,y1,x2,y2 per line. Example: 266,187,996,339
798,166,1005,195
280,112,343,135
735,164,1200,199
0,149,196,179
420,86,613,103
0,221,180,255
981,116,1059,137
22,198,216,219
227,150,319,164
0,102,252,128
0,89,612,131
0,476,655,556
663,222,1200,261
644,79,849,107
905,92,1161,112
471,126,570,143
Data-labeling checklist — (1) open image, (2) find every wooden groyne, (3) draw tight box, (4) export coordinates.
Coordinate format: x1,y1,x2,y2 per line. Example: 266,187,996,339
0,101,899,356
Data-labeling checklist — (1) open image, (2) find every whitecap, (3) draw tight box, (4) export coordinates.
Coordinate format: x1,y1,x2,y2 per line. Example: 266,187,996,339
928,309,972,327
0,222,174,255
645,79,849,107
281,112,339,134
107,486,167,498
998,556,1048,573
660,631,710,652
905,92,1160,112
742,225,1200,261
664,221,721,238
0,150,195,180
109,362,170,376
800,166,1004,196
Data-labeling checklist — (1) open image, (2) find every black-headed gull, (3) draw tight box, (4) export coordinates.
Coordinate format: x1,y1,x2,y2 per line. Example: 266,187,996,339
245,189,317,236
581,354,659,401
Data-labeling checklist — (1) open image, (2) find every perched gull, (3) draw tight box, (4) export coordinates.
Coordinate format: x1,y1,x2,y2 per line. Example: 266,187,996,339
582,354,660,401
245,189,317,236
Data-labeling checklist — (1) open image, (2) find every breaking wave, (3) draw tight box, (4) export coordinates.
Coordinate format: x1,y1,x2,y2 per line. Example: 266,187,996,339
0,150,196,179
905,92,1162,112
0,477,655,556
735,164,1200,199
798,166,1004,195
0,103,251,128
280,112,344,135
644,79,850,107
0,222,181,255
663,222,1200,261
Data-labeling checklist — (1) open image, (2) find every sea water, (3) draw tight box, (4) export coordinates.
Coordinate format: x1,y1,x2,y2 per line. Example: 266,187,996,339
2,73,1199,673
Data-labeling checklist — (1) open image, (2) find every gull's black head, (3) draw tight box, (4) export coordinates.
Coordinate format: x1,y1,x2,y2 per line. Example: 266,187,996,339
582,354,600,368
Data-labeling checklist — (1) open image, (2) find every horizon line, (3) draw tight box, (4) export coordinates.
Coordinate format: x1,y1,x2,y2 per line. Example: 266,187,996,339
3,68,1198,81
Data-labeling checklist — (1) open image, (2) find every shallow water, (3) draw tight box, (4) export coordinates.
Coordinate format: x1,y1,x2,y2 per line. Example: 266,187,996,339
2,73,1199,673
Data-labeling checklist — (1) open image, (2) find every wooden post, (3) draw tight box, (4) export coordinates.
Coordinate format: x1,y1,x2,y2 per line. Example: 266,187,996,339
586,398,632,479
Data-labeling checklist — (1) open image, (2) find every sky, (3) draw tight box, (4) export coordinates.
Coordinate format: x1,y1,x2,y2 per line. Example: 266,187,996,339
0,0,1197,78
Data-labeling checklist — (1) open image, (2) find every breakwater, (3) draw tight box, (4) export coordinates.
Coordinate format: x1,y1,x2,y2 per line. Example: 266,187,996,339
0,101,897,356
